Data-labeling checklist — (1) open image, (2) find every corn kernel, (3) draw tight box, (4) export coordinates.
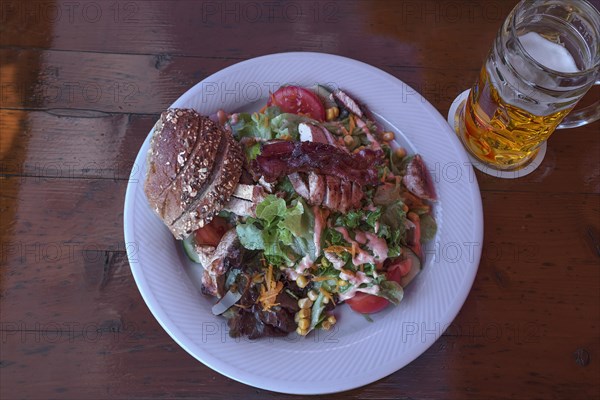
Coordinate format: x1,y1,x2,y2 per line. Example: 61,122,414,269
298,308,311,319
343,135,354,147
395,147,407,158
296,327,308,336
382,131,395,142
307,290,318,301
327,315,337,325
298,318,310,330
326,107,339,121
337,279,347,287
321,320,332,330
322,295,330,304
296,275,308,288
294,312,301,323
298,298,313,309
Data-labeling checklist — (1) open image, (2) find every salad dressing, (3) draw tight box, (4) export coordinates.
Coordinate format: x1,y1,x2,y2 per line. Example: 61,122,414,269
295,255,314,274
338,284,380,302
339,270,372,287
334,227,389,265
364,232,388,261
334,227,376,266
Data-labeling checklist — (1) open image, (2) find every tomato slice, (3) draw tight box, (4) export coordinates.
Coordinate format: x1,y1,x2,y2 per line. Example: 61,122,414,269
267,86,325,121
346,292,389,314
386,257,413,284
194,216,230,247
346,258,413,314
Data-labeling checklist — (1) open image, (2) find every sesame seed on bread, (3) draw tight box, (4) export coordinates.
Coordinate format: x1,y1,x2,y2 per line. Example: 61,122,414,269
144,108,244,239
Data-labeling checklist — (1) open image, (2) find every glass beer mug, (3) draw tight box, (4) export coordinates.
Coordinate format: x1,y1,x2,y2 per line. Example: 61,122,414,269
453,0,600,173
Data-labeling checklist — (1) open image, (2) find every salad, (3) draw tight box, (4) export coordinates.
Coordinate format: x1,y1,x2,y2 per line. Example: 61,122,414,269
181,85,438,339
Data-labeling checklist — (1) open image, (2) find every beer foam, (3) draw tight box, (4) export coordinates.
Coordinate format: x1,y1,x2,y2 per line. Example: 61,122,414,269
519,32,579,73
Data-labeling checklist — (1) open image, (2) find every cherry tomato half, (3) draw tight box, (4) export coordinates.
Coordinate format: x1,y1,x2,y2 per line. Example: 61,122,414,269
345,257,414,314
386,257,413,284
194,216,230,247
345,292,389,314
267,86,326,121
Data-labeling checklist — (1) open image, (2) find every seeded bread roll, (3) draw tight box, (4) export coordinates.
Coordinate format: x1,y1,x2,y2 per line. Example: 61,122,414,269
144,109,203,208
158,115,224,226
169,134,244,239
144,108,244,239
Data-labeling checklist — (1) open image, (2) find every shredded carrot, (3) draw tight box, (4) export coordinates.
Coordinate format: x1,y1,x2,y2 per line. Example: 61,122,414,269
324,245,352,254
320,287,336,306
258,104,268,114
252,273,264,284
351,242,357,260
348,114,355,134
257,265,283,311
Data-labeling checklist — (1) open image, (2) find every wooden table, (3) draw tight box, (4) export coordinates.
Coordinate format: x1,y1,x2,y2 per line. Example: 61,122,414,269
1,0,598,398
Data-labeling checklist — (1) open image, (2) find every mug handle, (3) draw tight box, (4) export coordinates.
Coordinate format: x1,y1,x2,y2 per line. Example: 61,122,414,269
557,80,600,129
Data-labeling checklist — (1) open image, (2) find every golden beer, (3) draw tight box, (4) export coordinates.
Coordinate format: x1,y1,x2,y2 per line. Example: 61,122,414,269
462,67,572,169
454,0,600,172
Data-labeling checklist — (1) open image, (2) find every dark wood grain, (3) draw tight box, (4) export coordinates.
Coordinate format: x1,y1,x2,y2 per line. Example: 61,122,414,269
1,0,599,399
1,331,598,400
1,0,516,68
0,48,480,115
0,109,154,180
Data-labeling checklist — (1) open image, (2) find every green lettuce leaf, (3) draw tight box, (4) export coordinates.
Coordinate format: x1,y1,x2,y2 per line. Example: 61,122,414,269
270,113,314,140
256,196,287,224
229,108,280,140
235,220,265,250
380,201,407,232
229,107,315,143
236,195,316,265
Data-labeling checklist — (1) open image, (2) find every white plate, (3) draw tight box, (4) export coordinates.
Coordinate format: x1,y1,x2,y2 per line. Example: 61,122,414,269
124,52,483,394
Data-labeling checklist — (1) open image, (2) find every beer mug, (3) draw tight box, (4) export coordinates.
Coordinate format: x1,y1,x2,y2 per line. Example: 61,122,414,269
453,0,600,173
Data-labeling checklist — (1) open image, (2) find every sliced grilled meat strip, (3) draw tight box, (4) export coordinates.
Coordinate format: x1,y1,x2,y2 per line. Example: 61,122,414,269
199,229,242,298
288,172,310,199
308,171,326,205
323,175,342,210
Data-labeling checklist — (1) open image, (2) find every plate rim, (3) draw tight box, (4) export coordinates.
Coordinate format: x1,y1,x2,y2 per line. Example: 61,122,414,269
124,51,484,394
